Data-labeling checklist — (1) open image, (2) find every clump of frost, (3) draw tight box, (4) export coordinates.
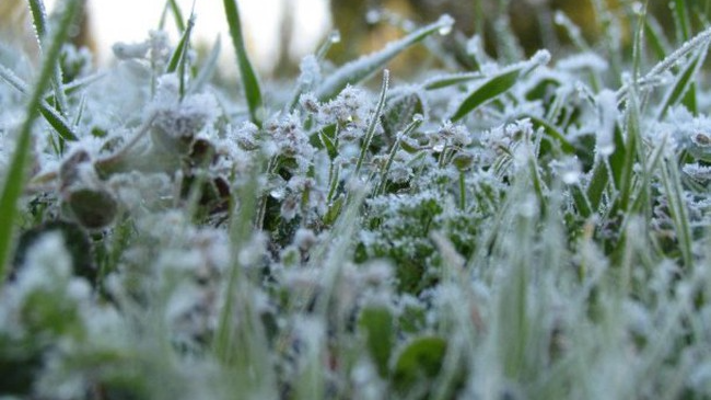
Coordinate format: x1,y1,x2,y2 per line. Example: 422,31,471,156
595,89,618,157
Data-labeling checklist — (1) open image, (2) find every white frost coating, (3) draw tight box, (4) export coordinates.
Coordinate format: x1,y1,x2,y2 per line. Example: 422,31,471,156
619,25,711,97
596,89,618,157
557,52,609,72
15,232,72,294
315,15,454,99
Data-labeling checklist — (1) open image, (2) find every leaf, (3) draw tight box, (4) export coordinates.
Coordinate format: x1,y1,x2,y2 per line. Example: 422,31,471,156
525,115,576,155
658,47,707,119
423,71,483,90
450,68,521,121
166,13,196,98
0,0,81,283
0,63,79,142
358,306,395,378
449,51,550,122
223,0,264,127
315,15,454,100
393,336,447,392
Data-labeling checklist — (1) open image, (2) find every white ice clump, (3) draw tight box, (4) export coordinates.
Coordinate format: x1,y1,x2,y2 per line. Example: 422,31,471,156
596,89,618,157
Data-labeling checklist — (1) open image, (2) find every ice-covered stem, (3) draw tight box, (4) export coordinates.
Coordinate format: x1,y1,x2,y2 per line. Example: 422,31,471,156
376,114,423,195
0,0,81,286
315,15,454,100
618,25,711,99
355,70,390,176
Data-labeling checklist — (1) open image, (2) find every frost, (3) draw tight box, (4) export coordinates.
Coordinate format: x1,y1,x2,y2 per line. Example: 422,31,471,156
557,52,609,72
596,89,618,157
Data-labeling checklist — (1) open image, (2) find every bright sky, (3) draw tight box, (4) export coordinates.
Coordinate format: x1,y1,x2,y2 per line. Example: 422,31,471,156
46,0,331,73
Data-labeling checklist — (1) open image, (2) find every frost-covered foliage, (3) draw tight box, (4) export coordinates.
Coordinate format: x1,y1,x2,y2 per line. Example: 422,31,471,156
4,0,711,399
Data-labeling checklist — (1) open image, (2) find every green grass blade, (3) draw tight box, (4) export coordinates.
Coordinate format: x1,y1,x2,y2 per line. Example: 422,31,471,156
0,63,79,142
644,16,670,61
168,0,186,32
660,157,694,268
223,0,264,127
423,72,483,90
29,0,69,118
673,0,692,42
315,15,454,100
658,47,707,119
355,70,390,176
165,13,195,99
188,36,222,95
450,68,521,121
0,0,80,284
525,115,576,155
450,51,548,122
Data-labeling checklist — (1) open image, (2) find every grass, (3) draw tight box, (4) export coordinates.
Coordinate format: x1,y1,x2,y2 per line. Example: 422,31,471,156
2,0,711,399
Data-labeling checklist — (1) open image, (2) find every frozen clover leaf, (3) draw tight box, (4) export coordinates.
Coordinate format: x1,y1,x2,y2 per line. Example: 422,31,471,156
150,84,219,154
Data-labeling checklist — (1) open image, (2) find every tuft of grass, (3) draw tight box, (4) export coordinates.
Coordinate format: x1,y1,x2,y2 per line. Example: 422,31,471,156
0,0,80,284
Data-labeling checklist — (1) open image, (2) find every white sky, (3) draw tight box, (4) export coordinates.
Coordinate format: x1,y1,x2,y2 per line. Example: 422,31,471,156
46,0,332,73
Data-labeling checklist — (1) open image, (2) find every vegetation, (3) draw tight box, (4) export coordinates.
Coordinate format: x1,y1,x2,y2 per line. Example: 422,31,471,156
2,0,711,399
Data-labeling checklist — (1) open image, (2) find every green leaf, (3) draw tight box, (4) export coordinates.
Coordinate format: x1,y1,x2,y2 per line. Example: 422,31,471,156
315,15,454,100
0,63,79,142
29,0,69,119
358,306,395,378
393,336,447,392
423,72,483,90
658,47,707,119
223,0,264,127
525,115,576,155
0,0,81,284
450,52,550,122
165,13,196,98
450,68,521,121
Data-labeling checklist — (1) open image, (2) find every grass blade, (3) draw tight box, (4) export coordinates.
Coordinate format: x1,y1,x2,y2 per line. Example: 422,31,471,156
315,15,454,100
188,36,222,95
658,47,707,119
423,72,483,90
0,63,79,142
29,0,69,118
223,0,264,127
0,0,80,284
450,51,548,122
165,13,196,99
355,70,390,176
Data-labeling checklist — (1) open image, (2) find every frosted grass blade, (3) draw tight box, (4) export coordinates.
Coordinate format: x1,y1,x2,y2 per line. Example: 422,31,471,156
0,0,80,284
315,15,454,100
355,70,389,176
29,0,69,117
188,36,221,95
166,13,195,98
223,0,264,127
450,68,521,121
450,50,549,122
0,63,79,142
423,72,483,90
658,47,707,119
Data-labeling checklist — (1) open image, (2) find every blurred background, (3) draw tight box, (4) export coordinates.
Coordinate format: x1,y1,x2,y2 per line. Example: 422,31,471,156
0,0,705,78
